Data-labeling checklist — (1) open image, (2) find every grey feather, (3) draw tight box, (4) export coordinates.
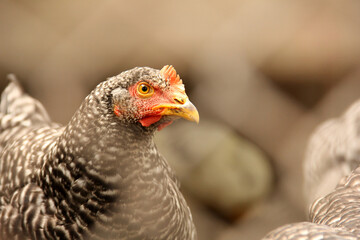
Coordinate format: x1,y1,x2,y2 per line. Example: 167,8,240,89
0,67,197,240
263,100,360,239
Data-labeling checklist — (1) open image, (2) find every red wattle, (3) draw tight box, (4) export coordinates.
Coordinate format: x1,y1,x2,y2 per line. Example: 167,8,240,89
157,121,173,131
139,115,162,127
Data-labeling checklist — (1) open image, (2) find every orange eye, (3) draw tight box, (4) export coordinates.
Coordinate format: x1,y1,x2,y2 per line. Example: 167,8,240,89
137,82,154,98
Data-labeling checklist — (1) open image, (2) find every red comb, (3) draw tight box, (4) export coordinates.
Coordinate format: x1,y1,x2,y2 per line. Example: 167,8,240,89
160,65,183,85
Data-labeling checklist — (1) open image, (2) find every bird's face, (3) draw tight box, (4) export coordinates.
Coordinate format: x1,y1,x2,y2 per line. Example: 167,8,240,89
111,65,199,131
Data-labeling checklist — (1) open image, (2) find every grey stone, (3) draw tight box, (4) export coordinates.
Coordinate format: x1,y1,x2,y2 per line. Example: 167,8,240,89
155,119,274,219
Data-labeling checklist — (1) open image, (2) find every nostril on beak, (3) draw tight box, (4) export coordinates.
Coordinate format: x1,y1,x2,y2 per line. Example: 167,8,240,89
174,97,185,104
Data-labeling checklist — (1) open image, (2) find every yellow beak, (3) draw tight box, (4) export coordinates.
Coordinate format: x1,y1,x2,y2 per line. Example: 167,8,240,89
152,100,200,123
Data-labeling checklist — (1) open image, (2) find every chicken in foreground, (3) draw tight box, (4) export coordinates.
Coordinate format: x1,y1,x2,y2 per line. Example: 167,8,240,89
0,66,199,239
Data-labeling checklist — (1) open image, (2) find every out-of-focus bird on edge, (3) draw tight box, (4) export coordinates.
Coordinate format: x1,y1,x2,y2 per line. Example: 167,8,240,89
263,100,360,240
0,66,199,240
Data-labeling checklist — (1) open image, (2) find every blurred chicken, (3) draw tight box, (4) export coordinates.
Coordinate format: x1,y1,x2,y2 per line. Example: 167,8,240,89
263,100,360,240
304,101,360,207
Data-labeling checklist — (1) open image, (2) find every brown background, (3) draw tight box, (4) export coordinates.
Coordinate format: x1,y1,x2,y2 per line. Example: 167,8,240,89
1,0,360,239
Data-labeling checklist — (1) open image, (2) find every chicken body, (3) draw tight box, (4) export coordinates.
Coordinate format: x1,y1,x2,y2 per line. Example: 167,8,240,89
0,67,198,240
263,100,360,240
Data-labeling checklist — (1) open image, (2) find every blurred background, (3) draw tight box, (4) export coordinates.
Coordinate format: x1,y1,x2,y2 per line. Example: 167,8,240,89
1,0,360,239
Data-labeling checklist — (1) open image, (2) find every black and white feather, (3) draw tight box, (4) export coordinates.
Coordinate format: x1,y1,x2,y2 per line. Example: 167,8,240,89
0,69,197,240
263,100,360,240
304,101,360,207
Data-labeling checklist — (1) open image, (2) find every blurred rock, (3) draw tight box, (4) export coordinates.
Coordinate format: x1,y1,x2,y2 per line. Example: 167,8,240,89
271,81,329,108
224,0,360,84
315,69,360,119
155,120,273,219
192,51,305,160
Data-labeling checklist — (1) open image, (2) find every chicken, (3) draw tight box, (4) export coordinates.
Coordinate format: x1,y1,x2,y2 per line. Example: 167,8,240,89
303,100,360,208
263,168,360,239
263,100,360,240
0,66,199,240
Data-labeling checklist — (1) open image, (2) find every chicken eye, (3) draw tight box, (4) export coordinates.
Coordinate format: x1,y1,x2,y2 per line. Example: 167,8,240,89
137,82,154,98
140,84,149,93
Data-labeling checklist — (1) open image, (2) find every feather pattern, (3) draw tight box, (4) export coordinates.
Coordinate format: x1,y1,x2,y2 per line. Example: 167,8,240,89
263,100,360,239
0,68,197,240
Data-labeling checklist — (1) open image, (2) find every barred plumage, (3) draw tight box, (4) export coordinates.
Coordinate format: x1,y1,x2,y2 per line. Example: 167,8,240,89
0,67,198,239
263,100,360,239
